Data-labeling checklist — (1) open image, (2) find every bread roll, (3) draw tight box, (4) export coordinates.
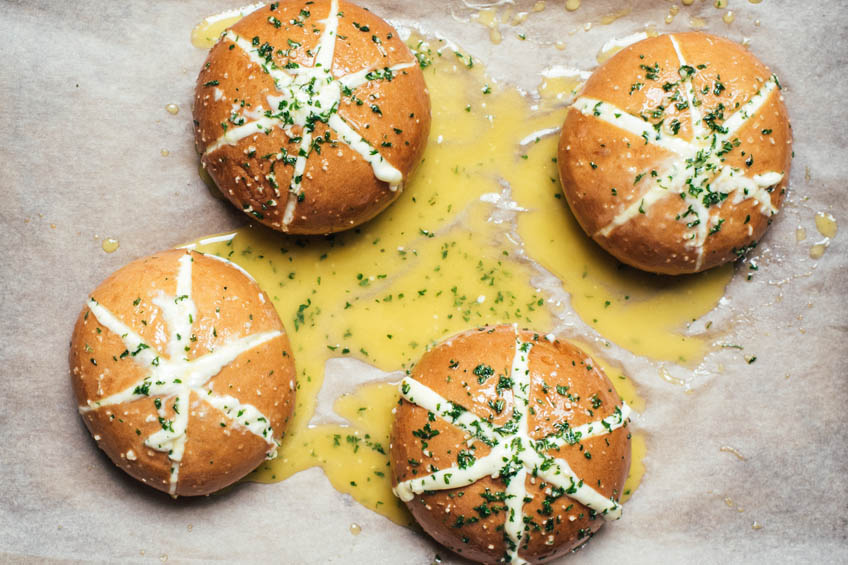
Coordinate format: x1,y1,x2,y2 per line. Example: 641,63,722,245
69,249,296,496
558,32,792,274
391,325,631,564
193,0,430,234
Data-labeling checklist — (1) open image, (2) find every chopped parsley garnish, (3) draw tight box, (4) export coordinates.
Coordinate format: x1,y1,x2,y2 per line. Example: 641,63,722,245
473,364,494,383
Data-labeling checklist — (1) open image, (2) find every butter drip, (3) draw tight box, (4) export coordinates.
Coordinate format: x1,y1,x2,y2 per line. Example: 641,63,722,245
190,3,265,49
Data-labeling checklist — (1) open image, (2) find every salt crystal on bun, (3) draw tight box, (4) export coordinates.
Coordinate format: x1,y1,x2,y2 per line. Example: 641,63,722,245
558,32,792,274
69,249,296,496
391,325,631,563
193,0,431,234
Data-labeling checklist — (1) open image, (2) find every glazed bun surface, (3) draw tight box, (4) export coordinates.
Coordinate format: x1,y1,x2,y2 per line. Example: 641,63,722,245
69,249,296,496
558,32,792,274
391,325,631,564
193,0,431,234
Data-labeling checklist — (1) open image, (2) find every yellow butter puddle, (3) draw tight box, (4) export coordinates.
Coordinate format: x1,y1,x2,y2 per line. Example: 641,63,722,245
189,33,729,524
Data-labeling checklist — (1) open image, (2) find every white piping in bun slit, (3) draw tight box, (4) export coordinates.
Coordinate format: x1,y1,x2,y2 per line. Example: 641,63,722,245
573,34,784,271
202,0,413,226
394,325,630,564
79,252,281,495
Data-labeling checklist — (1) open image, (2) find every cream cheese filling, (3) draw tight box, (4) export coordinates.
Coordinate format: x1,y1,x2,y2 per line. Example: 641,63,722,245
203,0,415,225
393,326,630,564
80,253,281,495
572,34,785,270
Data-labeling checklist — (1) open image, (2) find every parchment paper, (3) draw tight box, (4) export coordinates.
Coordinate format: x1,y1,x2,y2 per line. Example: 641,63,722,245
1,1,846,563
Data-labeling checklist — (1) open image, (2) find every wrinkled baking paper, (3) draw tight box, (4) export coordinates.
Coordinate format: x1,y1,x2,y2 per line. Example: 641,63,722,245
1,0,846,562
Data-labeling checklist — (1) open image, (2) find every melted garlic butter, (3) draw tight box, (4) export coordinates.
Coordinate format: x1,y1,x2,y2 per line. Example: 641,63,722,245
190,3,264,49
187,31,731,522
815,212,838,239
100,237,120,253
810,212,837,259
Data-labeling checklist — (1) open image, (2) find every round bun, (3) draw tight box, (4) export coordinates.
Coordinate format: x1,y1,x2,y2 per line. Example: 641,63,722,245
69,249,296,496
558,32,792,274
193,0,431,235
391,325,631,564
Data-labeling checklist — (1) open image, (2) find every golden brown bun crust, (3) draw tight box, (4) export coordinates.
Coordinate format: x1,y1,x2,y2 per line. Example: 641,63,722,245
558,32,792,274
391,326,630,563
193,0,430,234
69,249,296,496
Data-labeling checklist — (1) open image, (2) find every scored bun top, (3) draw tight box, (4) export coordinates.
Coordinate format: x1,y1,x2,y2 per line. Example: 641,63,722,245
194,0,431,235
69,249,296,496
391,325,631,564
559,32,792,274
